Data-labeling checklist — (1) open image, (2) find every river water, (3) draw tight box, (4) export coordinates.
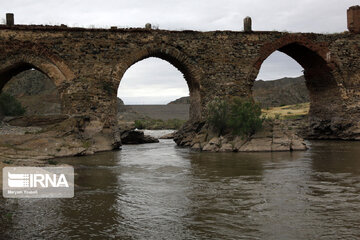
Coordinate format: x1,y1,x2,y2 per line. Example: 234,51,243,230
1,130,360,239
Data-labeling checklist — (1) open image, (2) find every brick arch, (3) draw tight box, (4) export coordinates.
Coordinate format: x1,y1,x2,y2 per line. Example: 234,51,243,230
0,53,74,90
247,35,344,118
0,52,75,114
113,45,203,121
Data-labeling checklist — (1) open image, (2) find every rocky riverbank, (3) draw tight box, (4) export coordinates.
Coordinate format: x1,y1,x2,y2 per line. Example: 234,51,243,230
0,115,310,161
0,115,121,161
174,118,308,152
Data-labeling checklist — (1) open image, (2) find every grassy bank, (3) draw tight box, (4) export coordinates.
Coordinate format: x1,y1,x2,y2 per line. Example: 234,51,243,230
262,102,309,119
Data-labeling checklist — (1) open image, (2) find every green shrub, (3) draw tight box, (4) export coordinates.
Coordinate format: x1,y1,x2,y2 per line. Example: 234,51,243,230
206,97,229,134
0,93,26,116
207,97,264,137
227,97,263,137
134,119,146,129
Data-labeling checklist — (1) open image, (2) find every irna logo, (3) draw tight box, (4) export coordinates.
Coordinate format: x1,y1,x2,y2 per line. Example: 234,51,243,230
8,172,69,188
3,167,74,198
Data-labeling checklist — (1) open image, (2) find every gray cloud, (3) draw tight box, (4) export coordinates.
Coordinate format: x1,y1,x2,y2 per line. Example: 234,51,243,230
118,58,189,104
1,1,358,103
256,51,304,80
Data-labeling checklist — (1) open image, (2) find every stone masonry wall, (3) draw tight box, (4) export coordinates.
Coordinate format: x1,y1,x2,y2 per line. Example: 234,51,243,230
0,24,359,140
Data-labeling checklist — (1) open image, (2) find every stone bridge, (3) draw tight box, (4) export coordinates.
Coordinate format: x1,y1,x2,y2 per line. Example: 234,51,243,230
1,7,360,150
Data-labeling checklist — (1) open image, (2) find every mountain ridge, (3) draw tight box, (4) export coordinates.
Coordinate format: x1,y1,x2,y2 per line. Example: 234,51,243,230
168,75,309,108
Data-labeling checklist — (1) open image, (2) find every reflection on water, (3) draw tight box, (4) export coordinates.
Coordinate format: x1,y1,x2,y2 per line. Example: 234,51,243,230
1,135,360,239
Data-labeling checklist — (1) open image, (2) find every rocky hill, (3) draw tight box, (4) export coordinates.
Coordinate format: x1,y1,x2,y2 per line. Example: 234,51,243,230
168,76,309,108
168,96,191,105
253,76,309,108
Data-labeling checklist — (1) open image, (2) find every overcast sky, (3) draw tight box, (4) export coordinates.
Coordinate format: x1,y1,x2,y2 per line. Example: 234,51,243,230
1,0,358,104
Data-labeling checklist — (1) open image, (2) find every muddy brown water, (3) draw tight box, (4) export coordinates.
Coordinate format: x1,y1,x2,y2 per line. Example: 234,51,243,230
1,130,360,239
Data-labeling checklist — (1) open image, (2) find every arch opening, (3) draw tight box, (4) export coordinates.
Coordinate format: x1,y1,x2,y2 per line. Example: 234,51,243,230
253,51,307,112
114,49,202,124
251,42,341,119
116,56,193,131
0,61,62,118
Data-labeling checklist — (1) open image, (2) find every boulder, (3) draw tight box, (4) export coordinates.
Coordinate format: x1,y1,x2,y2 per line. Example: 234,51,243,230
208,137,220,146
272,136,291,151
239,138,273,152
159,132,175,139
120,130,159,144
202,143,219,152
290,138,308,151
190,133,207,146
191,142,201,151
202,137,221,152
232,136,246,151
219,143,233,152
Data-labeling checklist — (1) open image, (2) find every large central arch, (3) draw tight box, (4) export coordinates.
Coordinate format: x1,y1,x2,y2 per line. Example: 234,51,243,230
113,45,203,121
247,35,344,119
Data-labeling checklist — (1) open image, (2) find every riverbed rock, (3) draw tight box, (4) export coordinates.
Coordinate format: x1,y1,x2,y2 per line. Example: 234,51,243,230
159,132,175,139
202,136,221,152
176,119,308,152
0,115,121,161
174,121,205,147
290,137,308,151
120,130,159,144
219,143,233,152
232,136,246,151
191,142,202,151
239,138,273,152
202,142,219,152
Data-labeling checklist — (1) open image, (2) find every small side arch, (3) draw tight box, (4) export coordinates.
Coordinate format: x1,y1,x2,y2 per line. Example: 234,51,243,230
0,50,75,115
113,44,203,121
0,53,74,90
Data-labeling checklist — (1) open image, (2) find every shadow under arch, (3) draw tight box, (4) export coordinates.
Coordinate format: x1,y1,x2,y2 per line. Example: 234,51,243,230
0,53,74,114
247,35,344,117
114,45,203,121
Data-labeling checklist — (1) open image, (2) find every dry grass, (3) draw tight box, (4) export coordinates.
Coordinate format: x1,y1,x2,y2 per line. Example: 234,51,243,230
262,102,309,119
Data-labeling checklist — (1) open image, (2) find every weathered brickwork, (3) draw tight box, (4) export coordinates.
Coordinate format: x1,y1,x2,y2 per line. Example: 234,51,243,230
348,6,360,33
0,19,360,141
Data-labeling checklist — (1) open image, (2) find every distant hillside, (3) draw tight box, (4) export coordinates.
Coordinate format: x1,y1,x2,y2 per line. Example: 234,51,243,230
117,98,189,121
168,76,309,108
168,96,190,105
253,76,309,108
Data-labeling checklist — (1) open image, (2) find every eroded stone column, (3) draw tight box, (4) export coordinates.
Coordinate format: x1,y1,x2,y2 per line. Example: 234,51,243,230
347,6,360,33
244,17,252,32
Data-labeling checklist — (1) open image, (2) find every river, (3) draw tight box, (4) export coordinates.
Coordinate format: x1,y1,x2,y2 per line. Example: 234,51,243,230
1,130,360,239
